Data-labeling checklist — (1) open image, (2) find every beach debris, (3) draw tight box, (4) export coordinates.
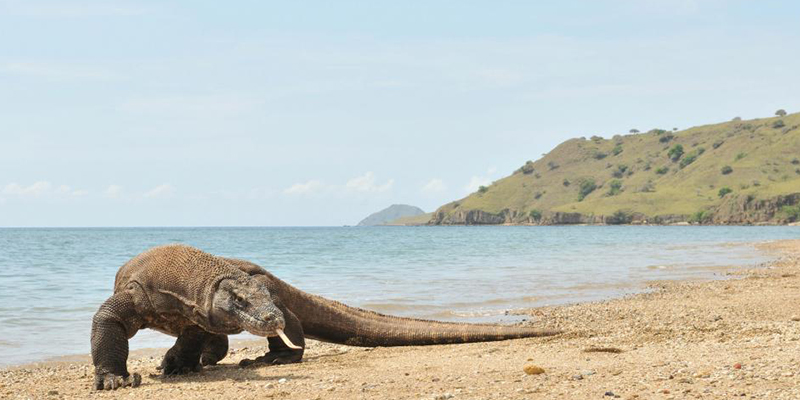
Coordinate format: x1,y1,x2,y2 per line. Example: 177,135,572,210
583,346,623,353
523,364,545,375
733,363,742,369
278,378,288,384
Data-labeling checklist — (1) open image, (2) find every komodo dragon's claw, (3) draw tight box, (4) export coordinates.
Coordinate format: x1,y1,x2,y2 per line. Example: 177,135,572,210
94,372,141,391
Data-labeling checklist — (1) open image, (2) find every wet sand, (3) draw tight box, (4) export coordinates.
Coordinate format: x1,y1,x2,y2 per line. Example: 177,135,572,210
2,240,800,399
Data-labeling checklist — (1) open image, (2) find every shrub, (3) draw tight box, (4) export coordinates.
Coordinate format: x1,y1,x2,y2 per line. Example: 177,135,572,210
659,134,674,143
640,180,656,192
547,161,559,170
655,166,669,175
793,158,800,165
612,144,623,156
780,205,800,222
606,210,633,225
649,129,668,135
607,179,623,196
534,191,543,199
577,178,597,201
689,210,710,224
529,209,543,222
732,116,742,121
591,135,603,141
679,151,699,168
712,140,724,149
517,160,535,174
735,152,746,161
668,144,684,161
562,179,571,187
773,119,786,129
612,164,628,178
721,166,733,175
593,151,608,160
776,109,787,117
478,185,488,194
718,187,733,198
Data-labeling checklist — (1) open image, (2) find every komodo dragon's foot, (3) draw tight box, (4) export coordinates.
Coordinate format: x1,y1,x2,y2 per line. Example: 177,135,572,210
160,352,202,376
94,372,141,390
200,352,222,366
239,350,302,367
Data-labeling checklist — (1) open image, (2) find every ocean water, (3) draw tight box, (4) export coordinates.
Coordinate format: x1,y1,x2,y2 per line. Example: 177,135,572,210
0,226,797,366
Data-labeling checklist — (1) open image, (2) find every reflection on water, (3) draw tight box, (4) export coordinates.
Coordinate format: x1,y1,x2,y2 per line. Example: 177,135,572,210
0,226,797,365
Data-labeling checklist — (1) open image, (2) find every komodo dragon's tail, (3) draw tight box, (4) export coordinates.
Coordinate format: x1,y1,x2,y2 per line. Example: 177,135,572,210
273,275,561,346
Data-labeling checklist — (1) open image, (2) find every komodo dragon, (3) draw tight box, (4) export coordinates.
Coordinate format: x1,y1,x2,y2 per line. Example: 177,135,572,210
90,244,302,390
91,244,560,391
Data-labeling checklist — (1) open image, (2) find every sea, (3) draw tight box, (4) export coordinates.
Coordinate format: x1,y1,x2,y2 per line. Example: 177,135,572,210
0,226,798,366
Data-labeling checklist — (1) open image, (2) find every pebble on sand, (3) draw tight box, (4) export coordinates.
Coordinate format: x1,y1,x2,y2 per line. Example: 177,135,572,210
523,364,545,375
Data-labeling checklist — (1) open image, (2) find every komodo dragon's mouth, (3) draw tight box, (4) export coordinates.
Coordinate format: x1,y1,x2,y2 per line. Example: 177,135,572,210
270,329,302,349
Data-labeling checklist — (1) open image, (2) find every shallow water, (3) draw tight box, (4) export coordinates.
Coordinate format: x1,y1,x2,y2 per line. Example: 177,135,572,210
0,226,797,366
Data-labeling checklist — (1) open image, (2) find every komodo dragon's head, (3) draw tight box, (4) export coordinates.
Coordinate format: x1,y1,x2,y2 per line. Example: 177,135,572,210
209,277,300,348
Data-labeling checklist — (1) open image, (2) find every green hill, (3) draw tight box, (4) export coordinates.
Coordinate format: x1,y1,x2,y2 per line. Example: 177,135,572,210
431,112,800,225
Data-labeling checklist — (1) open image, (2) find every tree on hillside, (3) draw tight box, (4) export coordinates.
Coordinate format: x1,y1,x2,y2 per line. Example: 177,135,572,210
629,129,639,134
776,109,787,117
668,144,684,161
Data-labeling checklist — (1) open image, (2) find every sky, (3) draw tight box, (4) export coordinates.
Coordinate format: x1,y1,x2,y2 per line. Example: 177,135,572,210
1,0,799,227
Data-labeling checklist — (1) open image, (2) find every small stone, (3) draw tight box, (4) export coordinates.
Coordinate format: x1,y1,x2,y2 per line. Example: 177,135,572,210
572,374,583,380
48,390,59,396
604,391,616,397
791,316,800,321
733,363,742,370
264,383,274,389
434,394,454,400
278,378,287,384
523,364,545,375
661,389,670,394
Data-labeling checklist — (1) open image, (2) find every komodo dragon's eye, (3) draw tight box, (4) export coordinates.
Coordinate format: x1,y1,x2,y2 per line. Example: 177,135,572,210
233,294,246,305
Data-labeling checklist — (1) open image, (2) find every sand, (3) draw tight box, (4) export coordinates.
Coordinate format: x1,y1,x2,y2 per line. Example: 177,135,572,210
3,240,800,399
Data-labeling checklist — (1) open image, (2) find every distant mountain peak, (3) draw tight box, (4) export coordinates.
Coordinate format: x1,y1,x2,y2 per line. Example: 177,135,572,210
357,204,425,226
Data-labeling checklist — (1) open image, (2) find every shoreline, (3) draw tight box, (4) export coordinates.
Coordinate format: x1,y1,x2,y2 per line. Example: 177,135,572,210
2,240,800,399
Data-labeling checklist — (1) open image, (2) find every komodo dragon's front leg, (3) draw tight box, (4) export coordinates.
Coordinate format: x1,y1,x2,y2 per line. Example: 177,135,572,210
161,326,220,375
91,292,143,390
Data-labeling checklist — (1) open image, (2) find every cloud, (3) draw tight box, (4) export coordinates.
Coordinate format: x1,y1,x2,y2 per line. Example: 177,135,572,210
282,172,394,197
143,184,175,199
345,172,394,193
2,181,87,198
282,180,324,196
104,185,124,199
2,181,52,197
463,167,498,194
421,178,447,194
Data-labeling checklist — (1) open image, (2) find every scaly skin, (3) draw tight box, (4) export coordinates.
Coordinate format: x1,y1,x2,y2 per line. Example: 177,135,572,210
212,258,561,367
90,244,285,390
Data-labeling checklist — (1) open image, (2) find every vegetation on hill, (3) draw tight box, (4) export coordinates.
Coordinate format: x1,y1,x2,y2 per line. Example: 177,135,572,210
430,111,800,225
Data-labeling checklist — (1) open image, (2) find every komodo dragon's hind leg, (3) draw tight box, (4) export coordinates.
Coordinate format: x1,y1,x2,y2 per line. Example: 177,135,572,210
200,334,229,366
160,326,216,375
91,292,143,390
240,306,305,366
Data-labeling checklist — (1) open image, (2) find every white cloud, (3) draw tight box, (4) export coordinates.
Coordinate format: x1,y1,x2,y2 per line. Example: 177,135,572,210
463,167,498,194
2,181,87,198
345,172,394,193
143,184,175,199
283,180,324,196
104,185,124,199
421,178,447,194
2,181,52,197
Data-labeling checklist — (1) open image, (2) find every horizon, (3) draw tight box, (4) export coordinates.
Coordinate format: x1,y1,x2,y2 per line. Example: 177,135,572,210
2,1,800,227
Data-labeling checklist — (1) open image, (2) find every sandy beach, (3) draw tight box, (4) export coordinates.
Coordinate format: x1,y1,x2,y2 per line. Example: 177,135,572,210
2,240,800,399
